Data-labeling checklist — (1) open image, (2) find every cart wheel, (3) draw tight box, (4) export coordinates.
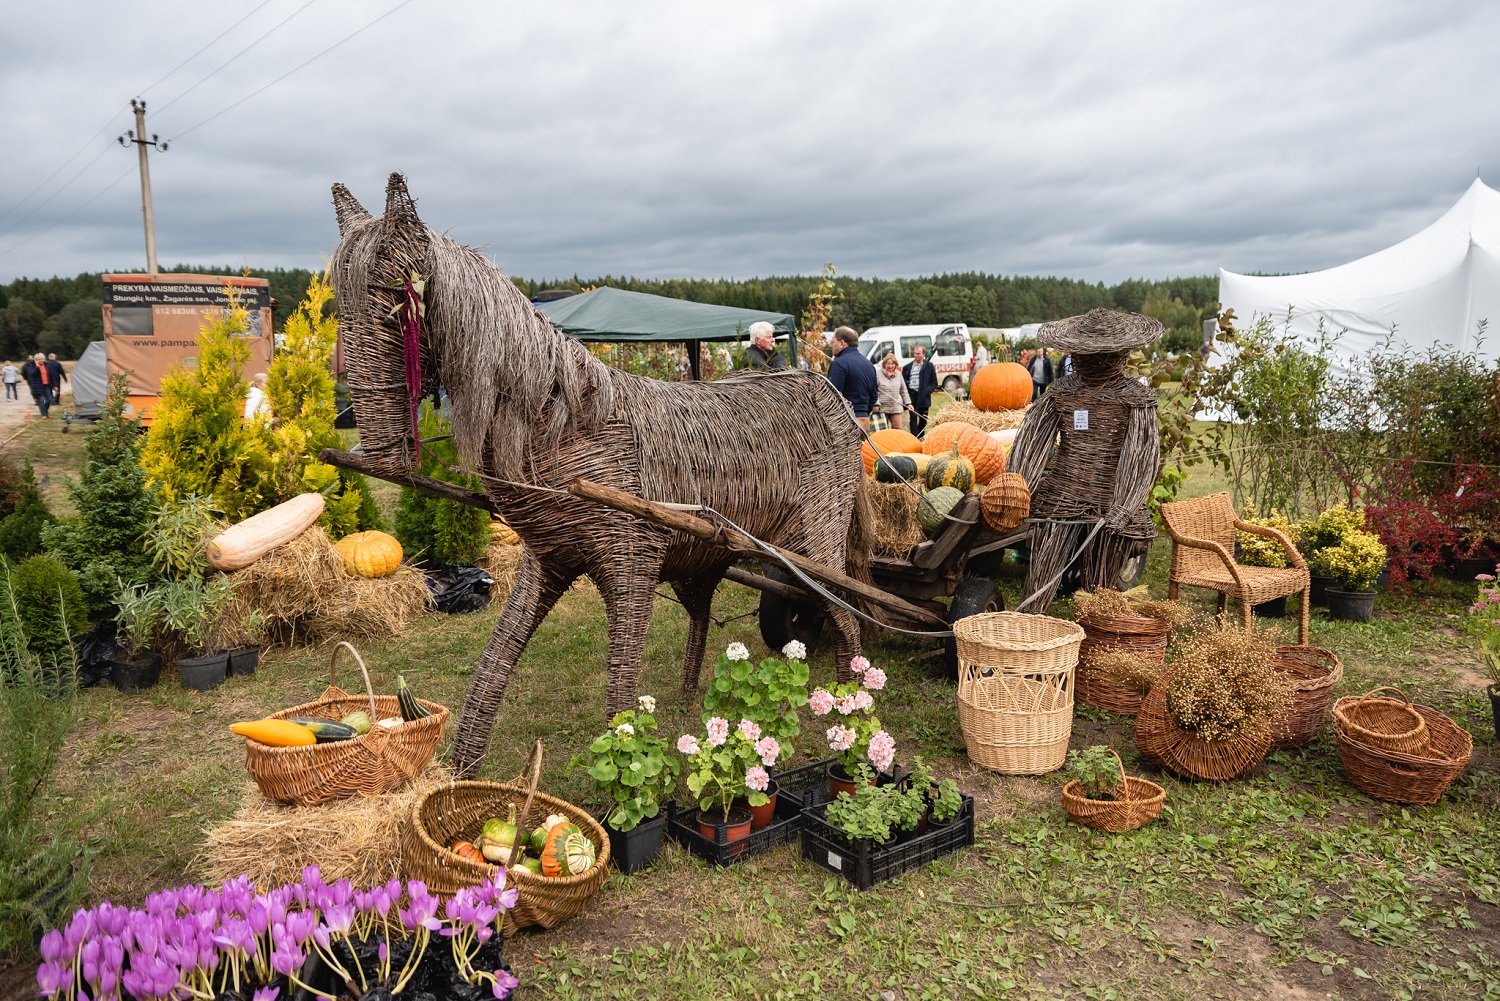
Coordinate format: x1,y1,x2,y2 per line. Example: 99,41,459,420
943,577,1001,680
757,566,826,653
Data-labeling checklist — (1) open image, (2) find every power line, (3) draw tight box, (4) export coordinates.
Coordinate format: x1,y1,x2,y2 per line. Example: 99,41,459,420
0,164,138,262
0,106,126,228
0,143,116,240
167,0,420,142
153,0,324,118
138,0,281,99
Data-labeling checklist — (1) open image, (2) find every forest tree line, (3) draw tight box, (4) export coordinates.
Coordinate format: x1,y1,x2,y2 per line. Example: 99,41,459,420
2,265,1219,361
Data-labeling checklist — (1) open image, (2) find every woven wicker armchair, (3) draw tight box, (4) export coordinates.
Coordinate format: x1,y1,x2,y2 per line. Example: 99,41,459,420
1159,492,1310,643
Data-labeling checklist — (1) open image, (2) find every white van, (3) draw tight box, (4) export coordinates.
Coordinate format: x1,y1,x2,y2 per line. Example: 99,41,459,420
857,323,974,394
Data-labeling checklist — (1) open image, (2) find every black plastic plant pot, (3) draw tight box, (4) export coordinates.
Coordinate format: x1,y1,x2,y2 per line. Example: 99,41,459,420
1489,686,1500,744
1450,555,1499,581
1252,596,1286,618
111,651,161,692
178,651,229,691
606,813,666,874
1309,574,1334,608
1324,588,1375,623
227,645,260,677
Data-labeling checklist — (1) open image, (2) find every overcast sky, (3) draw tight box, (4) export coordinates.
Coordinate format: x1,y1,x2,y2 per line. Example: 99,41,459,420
2,0,1497,285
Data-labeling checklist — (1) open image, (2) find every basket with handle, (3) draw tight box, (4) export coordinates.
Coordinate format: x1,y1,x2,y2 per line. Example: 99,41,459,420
243,641,448,806
1332,687,1430,756
402,740,610,934
1333,703,1472,805
1060,748,1166,833
1270,645,1343,749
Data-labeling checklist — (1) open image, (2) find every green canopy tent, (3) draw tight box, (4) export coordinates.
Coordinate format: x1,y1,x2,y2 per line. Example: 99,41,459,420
535,286,798,380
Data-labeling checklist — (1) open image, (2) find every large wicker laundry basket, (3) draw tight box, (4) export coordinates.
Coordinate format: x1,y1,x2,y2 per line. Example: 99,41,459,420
243,642,448,806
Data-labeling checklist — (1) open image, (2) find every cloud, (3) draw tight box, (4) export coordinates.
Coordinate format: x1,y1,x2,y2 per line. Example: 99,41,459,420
2,0,1498,283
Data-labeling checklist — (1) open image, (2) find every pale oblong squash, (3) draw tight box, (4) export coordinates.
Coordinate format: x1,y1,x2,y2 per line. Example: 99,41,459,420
207,493,326,570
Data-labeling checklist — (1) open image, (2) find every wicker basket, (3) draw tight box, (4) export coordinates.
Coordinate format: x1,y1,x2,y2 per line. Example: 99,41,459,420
1134,675,1274,781
1269,645,1343,749
957,673,1073,775
953,612,1086,682
402,741,610,933
1334,703,1472,805
1332,687,1430,757
1061,749,1166,833
1075,613,1170,715
244,642,449,806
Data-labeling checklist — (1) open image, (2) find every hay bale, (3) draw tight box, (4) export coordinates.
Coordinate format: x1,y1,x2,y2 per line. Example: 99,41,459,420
478,541,524,605
229,526,431,644
198,763,452,891
868,480,926,558
929,399,1029,432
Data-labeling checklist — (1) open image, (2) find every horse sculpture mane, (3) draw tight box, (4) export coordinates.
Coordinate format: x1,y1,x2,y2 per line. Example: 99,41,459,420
331,173,869,775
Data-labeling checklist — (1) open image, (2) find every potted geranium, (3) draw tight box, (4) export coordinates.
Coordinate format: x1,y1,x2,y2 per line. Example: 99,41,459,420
568,695,680,873
679,716,777,854
810,656,896,796
701,639,809,813
823,766,894,848
1310,528,1387,623
1466,563,1500,731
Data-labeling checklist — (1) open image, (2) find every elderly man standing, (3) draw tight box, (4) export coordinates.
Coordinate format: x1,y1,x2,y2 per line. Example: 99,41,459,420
744,321,787,370
826,325,877,429
901,344,938,436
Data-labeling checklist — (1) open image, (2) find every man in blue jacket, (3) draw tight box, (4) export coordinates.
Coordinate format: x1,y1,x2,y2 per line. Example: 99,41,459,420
901,344,939,436
826,326,878,429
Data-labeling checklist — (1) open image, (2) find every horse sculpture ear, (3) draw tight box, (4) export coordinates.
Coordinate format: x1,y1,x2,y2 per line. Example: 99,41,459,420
332,183,371,236
382,173,423,237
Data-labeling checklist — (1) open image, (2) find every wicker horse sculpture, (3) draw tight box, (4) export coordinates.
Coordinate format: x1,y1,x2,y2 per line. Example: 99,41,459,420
329,174,870,775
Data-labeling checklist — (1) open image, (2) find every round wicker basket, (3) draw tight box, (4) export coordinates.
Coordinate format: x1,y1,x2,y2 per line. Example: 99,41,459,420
1332,687,1430,757
244,642,448,806
1060,750,1165,833
1334,703,1472,805
957,673,1072,775
953,611,1086,681
1075,612,1170,715
402,743,610,934
1269,645,1343,749
1134,675,1274,781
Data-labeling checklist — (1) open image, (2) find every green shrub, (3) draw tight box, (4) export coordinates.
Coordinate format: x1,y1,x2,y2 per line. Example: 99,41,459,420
1297,504,1366,560
1309,530,1387,592
1237,508,1299,569
394,402,490,567
6,556,86,666
41,376,154,615
0,458,55,563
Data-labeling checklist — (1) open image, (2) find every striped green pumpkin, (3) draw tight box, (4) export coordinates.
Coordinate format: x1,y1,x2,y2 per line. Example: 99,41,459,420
925,443,975,493
918,486,965,535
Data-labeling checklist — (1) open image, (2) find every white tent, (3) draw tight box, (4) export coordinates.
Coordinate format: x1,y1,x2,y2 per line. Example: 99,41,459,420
1219,178,1500,373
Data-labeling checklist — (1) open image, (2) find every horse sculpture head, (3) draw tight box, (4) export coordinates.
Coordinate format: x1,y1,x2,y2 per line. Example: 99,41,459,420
329,173,438,477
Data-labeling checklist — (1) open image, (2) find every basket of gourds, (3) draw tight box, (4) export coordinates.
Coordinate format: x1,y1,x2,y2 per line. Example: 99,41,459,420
402,741,611,934
232,642,449,806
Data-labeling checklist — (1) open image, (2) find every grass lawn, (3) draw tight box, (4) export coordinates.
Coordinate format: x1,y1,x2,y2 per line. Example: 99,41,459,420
4,426,1499,1000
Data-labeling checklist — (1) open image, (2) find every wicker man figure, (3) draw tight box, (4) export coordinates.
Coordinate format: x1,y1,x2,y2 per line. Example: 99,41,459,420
1007,309,1164,611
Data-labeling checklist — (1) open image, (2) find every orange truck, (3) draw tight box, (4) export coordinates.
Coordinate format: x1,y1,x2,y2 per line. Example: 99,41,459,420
101,273,274,423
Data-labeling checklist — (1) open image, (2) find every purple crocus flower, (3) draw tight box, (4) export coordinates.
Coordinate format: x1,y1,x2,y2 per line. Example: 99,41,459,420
39,929,65,964
270,939,304,978
35,960,66,998
251,987,280,1001
492,968,520,998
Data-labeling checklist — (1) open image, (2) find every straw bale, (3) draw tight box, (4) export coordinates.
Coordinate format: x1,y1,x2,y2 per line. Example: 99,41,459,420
198,762,452,891
867,480,925,559
930,399,1029,432
229,525,431,644
478,541,524,604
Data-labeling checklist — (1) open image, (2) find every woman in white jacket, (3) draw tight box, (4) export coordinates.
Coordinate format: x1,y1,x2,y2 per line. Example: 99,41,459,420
874,353,912,430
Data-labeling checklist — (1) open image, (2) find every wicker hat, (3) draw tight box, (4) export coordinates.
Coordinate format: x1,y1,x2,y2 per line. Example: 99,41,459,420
1038,309,1163,353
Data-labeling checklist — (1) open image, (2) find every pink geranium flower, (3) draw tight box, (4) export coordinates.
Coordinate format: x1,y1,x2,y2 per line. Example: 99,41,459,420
706,717,730,747
809,689,835,716
868,730,896,773
835,695,856,715
850,656,870,675
852,690,873,711
677,734,700,755
745,766,770,792
738,719,762,742
827,725,856,752
754,736,781,767
861,666,887,691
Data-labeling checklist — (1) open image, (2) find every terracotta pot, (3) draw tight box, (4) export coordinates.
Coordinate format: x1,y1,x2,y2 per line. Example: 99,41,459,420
827,761,875,799
697,808,753,859
733,780,780,831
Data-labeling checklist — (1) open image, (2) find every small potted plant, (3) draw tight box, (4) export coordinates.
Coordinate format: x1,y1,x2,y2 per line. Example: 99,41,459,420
1061,745,1165,832
1310,528,1387,623
702,640,809,813
162,576,237,691
568,695,681,873
823,766,894,849
1465,563,1500,732
1297,505,1366,606
111,581,164,692
1063,745,1122,801
809,656,896,796
927,777,963,828
679,716,774,855
1237,507,1298,616
222,608,267,677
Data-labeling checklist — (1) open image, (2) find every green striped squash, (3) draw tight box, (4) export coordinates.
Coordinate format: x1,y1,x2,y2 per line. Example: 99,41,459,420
918,486,965,535
925,443,975,492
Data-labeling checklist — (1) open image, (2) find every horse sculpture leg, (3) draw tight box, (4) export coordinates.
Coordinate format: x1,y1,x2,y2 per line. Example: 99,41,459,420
672,573,722,692
596,561,664,717
828,603,863,682
452,553,574,777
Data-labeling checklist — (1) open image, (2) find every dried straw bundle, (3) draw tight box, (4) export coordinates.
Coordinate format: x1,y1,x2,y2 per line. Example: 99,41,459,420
479,541,525,604
1165,624,1288,742
1074,587,1196,633
867,480,926,558
929,399,1029,433
1092,649,1161,695
198,763,451,891
228,526,431,643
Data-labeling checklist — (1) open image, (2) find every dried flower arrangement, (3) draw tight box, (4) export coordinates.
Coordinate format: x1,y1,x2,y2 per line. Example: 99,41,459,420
1074,587,1198,633
1093,649,1162,696
1164,623,1288,742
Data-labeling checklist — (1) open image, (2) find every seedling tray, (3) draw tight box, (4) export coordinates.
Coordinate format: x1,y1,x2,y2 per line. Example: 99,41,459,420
800,792,976,891
664,757,836,867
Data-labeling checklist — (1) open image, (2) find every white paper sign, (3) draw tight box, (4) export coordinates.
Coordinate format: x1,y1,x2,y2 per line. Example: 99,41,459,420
1074,410,1089,430
827,851,843,870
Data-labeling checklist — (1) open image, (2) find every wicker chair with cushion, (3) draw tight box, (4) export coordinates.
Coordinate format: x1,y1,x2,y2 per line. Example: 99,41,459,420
1159,492,1310,643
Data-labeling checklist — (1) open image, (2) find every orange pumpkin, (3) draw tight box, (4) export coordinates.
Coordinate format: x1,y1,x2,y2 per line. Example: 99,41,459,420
861,428,922,476
540,822,596,877
969,362,1032,411
451,840,485,865
923,422,1006,484
980,472,1031,532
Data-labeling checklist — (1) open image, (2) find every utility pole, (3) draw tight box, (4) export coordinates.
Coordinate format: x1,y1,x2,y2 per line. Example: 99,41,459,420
118,98,167,274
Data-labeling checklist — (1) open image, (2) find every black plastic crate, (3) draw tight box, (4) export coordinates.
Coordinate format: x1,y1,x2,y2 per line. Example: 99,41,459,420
663,757,836,867
800,792,976,891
